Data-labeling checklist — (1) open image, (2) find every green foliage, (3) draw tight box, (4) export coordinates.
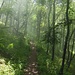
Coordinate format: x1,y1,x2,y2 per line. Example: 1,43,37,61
0,23,30,75
0,21,5,26
0,0,75,75
0,43,5,49
0,58,15,75
7,43,13,49
43,27,61,44
64,69,72,75
37,44,61,75
36,0,46,5
37,46,48,75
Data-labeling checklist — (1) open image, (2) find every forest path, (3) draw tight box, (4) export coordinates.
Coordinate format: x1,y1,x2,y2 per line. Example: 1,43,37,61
24,41,38,75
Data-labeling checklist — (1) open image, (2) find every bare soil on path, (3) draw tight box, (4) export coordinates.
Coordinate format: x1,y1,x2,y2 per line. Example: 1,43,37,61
24,41,38,75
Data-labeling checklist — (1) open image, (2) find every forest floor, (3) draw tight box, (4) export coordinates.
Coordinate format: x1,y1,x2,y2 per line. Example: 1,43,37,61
24,41,38,75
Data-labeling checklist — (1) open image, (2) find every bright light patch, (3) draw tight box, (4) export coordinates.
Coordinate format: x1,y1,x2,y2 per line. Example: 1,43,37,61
73,0,75,2
73,51,75,54
0,0,3,7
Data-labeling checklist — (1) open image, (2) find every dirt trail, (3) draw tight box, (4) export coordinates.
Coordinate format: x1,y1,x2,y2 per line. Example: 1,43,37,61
24,41,38,75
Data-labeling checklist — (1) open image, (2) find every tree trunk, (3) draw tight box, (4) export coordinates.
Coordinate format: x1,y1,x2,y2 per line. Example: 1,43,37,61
52,0,55,61
46,1,52,54
59,0,70,75
67,35,75,68
5,13,9,26
0,0,4,18
24,1,28,36
37,10,41,40
16,9,20,34
66,29,75,64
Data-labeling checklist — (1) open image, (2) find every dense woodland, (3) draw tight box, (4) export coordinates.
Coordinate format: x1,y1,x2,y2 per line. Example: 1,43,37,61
0,0,75,75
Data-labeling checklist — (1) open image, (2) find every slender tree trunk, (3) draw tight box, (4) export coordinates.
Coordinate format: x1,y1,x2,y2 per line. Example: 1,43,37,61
59,0,70,75
16,9,20,34
9,15,13,33
37,10,41,40
0,0,4,18
24,0,29,36
46,1,52,54
66,26,74,64
52,0,55,61
67,35,75,68
66,42,70,64
5,13,9,26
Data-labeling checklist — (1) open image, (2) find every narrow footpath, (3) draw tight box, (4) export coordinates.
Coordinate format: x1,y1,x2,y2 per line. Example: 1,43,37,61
24,41,38,75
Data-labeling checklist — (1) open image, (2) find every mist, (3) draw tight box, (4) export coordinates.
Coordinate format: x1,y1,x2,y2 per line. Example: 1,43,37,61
0,0,75,75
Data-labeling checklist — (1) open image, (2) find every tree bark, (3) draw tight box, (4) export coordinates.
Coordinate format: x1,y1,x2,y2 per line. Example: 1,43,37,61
46,1,52,54
5,13,9,26
59,0,70,75
52,0,55,61
37,10,41,40
67,35,75,68
0,0,4,18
